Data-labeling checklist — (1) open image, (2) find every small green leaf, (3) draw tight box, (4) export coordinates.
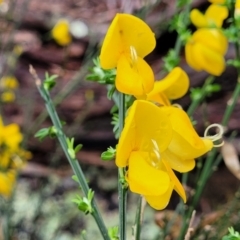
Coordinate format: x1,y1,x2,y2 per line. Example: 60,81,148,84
34,126,58,141
34,128,50,141
108,226,119,240
43,72,58,91
101,146,116,161
75,144,83,154
72,190,94,214
72,175,79,183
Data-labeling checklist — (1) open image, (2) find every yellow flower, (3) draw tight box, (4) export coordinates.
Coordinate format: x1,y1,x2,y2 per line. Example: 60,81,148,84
0,117,23,152
0,117,28,169
185,28,228,76
0,76,19,90
0,117,30,198
99,13,156,96
190,4,228,28
143,67,189,106
1,91,15,102
0,170,16,198
235,0,240,16
52,19,72,46
116,100,214,209
208,0,240,17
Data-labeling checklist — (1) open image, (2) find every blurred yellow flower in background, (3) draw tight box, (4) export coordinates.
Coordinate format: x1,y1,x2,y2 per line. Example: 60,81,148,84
0,170,16,198
100,13,156,96
0,117,31,198
52,19,72,46
185,28,228,76
0,76,19,102
0,76,19,89
1,91,15,102
116,100,214,209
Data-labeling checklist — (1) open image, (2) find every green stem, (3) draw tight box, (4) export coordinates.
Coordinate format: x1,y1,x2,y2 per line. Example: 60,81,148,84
181,75,215,186
133,196,144,240
179,55,240,240
118,92,127,240
31,67,110,240
187,76,215,116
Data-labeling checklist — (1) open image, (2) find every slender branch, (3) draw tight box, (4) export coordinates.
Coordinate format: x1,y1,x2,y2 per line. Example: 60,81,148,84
132,196,146,240
29,66,110,240
118,92,128,240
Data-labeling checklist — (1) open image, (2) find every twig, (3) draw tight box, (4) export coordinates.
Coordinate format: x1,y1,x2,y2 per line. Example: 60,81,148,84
184,210,196,240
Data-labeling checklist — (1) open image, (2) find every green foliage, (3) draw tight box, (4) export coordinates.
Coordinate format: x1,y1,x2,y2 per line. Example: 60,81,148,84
190,83,221,101
72,190,94,215
111,113,120,138
87,58,116,84
66,137,83,159
35,126,58,140
177,0,191,8
163,49,180,72
227,59,240,68
222,227,240,240
101,147,116,161
43,72,58,91
224,25,239,43
108,226,119,240
169,12,191,42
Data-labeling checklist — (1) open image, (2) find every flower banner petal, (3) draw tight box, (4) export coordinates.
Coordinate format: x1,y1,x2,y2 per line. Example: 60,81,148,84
100,13,156,69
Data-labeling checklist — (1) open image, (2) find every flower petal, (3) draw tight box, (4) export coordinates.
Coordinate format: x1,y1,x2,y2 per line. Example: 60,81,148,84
116,54,154,95
162,149,195,173
52,19,71,46
146,92,171,106
185,40,202,71
162,107,213,159
190,9,209,28
127,152,170,196
116,100,172,167
194,42,225,76
192,29,228,55
205,4,228,27
147,67,189,102
100,13,156,69
0,170,16,198
127,151,170,196
162,160,186,203
144,183,174,210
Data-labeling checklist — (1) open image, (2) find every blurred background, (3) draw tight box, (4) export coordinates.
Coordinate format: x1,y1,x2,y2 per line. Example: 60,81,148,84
0,0,240,239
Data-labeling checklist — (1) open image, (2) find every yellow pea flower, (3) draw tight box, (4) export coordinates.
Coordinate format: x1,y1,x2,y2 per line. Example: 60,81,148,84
116,100,215,209
1,91,15,102
185,28,228,76
99,13,156,96
235,0,240,16
143,67,189,106
208,0,240,17
0,117,23,153
0,170,16,198
0,76,19,90
190,4,228,28
52,19,72,46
